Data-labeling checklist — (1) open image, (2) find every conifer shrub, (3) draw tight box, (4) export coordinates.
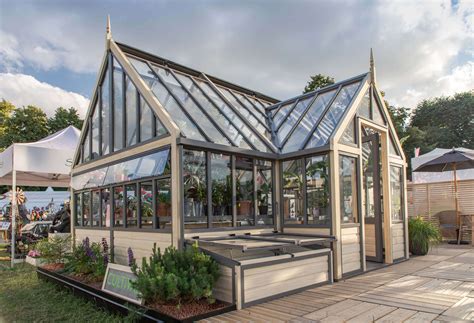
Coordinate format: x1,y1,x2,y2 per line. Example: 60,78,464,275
131,243,220,304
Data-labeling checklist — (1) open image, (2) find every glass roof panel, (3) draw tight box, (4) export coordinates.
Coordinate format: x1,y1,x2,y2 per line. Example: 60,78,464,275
152,65,231,146
281,90,336,153
219,87,269,137
306,82,361,149
273,101,296,128
174,72,252,150
128,56,205,141
276,95,315,145
247,97,267,115
339,117,356,145
234,93,267,124
357,89,371,119
196,79,271,152
373,96,386,125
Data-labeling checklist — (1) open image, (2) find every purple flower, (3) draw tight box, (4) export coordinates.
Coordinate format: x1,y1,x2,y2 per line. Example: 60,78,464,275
103,254,109,266
85,245,96,261
127,247,135,267
82,237,90,249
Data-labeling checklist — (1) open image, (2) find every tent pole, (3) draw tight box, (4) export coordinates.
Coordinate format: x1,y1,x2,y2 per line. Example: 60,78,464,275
454,163,460,245
11,170,16,268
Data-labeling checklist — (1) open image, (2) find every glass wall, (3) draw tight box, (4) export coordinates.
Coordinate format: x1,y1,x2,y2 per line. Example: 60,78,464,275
390,166,403,221
236,157,254,226
283,154,330,227
256,160,273,225
306,155,330,226
74,148,172,231
74,193,81,227
211,153,232,227
183,150,207,229
283,159,304,224
340,155,358,224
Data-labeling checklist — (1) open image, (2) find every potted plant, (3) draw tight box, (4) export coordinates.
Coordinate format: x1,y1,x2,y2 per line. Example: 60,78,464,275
257,183,270,216
237,180,253,216
408,216,442,256
157,191,171,217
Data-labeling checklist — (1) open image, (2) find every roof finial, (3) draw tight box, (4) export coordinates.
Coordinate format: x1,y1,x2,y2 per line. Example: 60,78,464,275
370,48,376,84
106,15,112,39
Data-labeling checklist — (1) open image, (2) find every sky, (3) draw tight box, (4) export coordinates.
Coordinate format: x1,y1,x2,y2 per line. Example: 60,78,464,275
0,0,472,118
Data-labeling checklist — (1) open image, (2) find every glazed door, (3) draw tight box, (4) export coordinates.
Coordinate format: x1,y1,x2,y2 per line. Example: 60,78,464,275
362,133,384,263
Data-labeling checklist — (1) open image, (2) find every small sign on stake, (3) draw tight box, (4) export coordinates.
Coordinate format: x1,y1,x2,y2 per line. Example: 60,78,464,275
102,263,142,305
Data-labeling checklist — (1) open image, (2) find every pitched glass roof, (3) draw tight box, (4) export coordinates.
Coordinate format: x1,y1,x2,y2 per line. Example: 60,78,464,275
120,43,367,155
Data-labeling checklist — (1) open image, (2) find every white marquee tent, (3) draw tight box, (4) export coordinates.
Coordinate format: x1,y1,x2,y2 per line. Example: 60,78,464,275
0,126,80,187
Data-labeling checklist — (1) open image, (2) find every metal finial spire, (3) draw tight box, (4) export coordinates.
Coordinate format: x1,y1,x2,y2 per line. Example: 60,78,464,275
370,48,376,84
106,15,112,39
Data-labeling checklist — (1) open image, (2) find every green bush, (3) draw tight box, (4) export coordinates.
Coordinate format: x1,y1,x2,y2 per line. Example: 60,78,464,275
64,237,109,280
131,243,220,304
408,216,441,255
35,236,71,264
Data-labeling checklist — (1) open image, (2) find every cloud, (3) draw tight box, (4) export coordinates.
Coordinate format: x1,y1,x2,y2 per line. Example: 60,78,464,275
0,73,89,117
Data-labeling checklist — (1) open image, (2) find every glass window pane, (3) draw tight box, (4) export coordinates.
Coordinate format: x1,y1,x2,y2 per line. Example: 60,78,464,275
389,134,399,156
101,68,110,155
128,56,205,142
101,188,111,227
183,150,207,229
74,193,81,226
390,166,403,221
306,82,361,149
83,126,90,162
125,76,137,146
113,68,124,151
113,186,124,227
256,160,273,225
283,159,304,224
236,157,254,226
306,155,330,226
373,97,386,125
83,191,90,226
340,155,358,224
140,96,153,142
155,115,167,137
156,178,171,229
92,190,100,227
282,90,336,153
273,101,295,128
277,96,314,144
91,103,99,159
153,66,230,146
175,73,250,149
196,80,270,152
140,182,153,228
126,184,137,227
211,153,232,227
357,89,371,119
339,117,356,145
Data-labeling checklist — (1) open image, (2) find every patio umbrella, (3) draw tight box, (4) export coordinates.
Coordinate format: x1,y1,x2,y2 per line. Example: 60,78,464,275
413,148,474,244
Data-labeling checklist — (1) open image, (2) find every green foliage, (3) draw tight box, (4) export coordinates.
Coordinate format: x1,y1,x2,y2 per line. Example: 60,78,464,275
303,74,335,94
47,107,84,133
64,238,109,280
0,105,49,148
408,217,441,256
35,236,71,264
131,244,220,304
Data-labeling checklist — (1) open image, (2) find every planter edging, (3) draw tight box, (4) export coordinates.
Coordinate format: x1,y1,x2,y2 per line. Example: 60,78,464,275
36,267,235,323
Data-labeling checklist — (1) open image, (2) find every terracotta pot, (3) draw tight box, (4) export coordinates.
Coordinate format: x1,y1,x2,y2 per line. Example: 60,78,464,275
238,200,252,215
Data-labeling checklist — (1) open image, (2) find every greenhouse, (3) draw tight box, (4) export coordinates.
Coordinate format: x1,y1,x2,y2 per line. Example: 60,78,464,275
71,25,408,308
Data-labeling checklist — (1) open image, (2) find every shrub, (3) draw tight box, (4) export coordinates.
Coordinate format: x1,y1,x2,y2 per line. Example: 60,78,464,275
131,243,220,304
409,216,442,255
64,237,109,280
35,236,71,264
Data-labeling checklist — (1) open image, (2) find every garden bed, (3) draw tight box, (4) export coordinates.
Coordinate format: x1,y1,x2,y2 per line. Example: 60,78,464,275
36,267,235,323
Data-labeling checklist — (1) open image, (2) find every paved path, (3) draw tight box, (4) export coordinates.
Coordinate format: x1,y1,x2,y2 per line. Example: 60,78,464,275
204,245,474,322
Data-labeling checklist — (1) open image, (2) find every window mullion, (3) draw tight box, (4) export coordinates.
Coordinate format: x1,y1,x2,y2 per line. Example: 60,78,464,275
302,158,308,225
207,152,212,228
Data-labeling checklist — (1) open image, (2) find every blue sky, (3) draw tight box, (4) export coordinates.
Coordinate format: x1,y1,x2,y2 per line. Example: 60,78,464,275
0,0,472,117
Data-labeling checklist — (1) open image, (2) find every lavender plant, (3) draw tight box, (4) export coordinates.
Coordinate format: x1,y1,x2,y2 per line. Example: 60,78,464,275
65,237,109,280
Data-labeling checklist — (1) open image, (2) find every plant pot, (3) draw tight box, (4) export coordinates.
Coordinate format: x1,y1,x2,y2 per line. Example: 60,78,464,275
238,200,252,216
258,205,268,216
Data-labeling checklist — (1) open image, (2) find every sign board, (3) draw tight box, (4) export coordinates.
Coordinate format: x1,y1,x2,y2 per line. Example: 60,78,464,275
0,222,11,230
102,263,142,305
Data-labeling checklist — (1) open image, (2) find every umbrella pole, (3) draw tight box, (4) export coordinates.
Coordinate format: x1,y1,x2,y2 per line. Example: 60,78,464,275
11,170,16,268
454,163,460,245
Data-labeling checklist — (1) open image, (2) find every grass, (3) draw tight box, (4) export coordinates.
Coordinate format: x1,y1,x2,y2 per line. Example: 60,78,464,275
0,245,130,323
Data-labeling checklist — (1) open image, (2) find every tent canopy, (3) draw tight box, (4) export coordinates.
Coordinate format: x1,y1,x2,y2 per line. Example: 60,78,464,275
0,126,80,187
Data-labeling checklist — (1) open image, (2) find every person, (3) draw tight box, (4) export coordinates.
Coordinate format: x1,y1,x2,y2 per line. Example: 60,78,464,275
49,201,71,233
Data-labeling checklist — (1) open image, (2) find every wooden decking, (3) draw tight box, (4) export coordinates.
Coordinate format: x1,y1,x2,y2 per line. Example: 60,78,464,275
203,245,474,322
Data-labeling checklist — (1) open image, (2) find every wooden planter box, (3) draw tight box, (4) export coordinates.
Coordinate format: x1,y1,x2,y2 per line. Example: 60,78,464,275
36,267,235,323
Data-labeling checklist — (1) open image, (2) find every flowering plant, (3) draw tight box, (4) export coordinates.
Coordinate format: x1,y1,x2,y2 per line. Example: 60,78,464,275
64,237,109,280
28,250,41,258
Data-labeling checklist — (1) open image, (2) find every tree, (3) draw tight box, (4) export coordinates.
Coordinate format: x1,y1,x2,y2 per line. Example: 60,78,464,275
303,74,335,94
0,105,49,148
0,100,15,150
48,107,83,133
386,104,410,140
